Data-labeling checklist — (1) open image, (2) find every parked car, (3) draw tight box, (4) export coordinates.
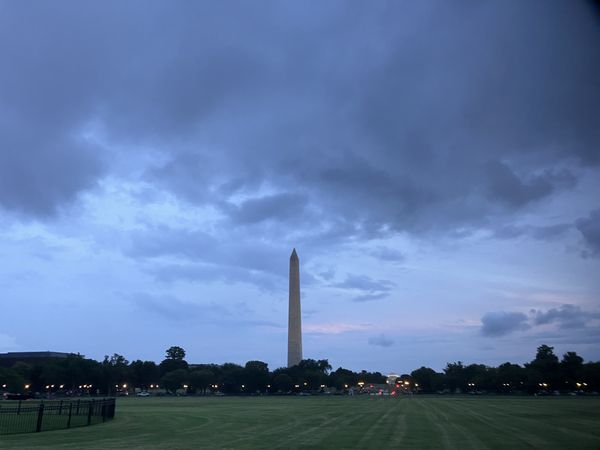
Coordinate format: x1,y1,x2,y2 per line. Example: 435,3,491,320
136,391,150,397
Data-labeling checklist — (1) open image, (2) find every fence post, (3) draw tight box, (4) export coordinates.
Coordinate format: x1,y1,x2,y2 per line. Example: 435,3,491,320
36,403,45,432
76,399,80,415
87,400,93,425
67,402,73,428
59,400,63,415
17,400,21,416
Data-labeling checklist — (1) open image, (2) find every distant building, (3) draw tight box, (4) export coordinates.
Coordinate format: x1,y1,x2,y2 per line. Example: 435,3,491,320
0,351,78,367
386,373,399,386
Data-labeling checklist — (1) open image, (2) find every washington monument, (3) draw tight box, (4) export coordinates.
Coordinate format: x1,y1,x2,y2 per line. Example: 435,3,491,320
287,248,302,367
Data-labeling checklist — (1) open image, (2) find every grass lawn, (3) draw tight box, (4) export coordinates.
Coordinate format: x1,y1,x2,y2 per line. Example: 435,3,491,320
1,396,599,449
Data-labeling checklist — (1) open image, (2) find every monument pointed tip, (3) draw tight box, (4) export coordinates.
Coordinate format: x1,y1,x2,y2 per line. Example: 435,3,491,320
291,248,298,259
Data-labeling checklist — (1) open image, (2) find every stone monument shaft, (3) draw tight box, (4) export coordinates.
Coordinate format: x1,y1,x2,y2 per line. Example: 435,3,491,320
287,248,302,367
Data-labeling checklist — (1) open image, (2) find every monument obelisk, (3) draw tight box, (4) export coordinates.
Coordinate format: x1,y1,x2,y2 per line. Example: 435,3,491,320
287,248,302,367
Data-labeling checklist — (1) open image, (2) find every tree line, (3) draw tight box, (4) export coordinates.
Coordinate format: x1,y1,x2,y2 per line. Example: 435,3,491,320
0,345,598,396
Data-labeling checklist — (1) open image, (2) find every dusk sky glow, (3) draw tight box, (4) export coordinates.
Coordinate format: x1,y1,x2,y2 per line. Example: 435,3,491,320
1,1,599,374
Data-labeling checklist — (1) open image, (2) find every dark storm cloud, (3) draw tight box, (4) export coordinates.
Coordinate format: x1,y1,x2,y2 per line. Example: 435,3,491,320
128,226,287,280
225,193,309,225
481,304,600,337
132,292,280,327
368,334,394,348
532,304,600,329
145,262,281,292
368,247,405,263
482,163,575,209
0,121,104,217
576,209,600,258
493,223,571,241
481,312,529,337
1,0,599,243
333,274,395,302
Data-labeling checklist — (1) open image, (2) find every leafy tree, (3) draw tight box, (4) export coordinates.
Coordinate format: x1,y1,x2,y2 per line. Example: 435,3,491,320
165,346,186,360
464,364,494,391
130,360,160,390
39,363,67,388
160,347,188,376
526,345,560,390
561,352,583,388
102,354,131,394
272,373,293,392
243,361,269,393
328,367,357,390
581,362,600,391
219,363,244,393
411,367,441,393
189,369,215,394
161,369,188,394
0,367,25,393
160,358,189,377
11,362,32,381
496,362,525,392
443,362,466,392
358,370,386,384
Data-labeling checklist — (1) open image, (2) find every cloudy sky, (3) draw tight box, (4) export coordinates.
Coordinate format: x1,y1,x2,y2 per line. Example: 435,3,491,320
1,1,599,373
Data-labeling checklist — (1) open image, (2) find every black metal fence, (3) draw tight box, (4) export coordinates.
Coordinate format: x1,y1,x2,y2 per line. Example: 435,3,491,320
0,398,116,435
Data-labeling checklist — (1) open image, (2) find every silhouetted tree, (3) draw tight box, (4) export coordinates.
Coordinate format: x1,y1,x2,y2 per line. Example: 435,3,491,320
219,363,244,393
159,348,189,376
496,362,525,392
526,345,560,390
161,369,188,394
165,346,186,360
0,367,25,393
243,361,269,393
188,369,215,394
561,351,584,389
130,360,160,390
272,373,293,392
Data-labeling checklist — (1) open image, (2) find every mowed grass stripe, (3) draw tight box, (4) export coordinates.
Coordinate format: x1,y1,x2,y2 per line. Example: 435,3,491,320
467,397,600,448
443,398,541,449
0,396,599,449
